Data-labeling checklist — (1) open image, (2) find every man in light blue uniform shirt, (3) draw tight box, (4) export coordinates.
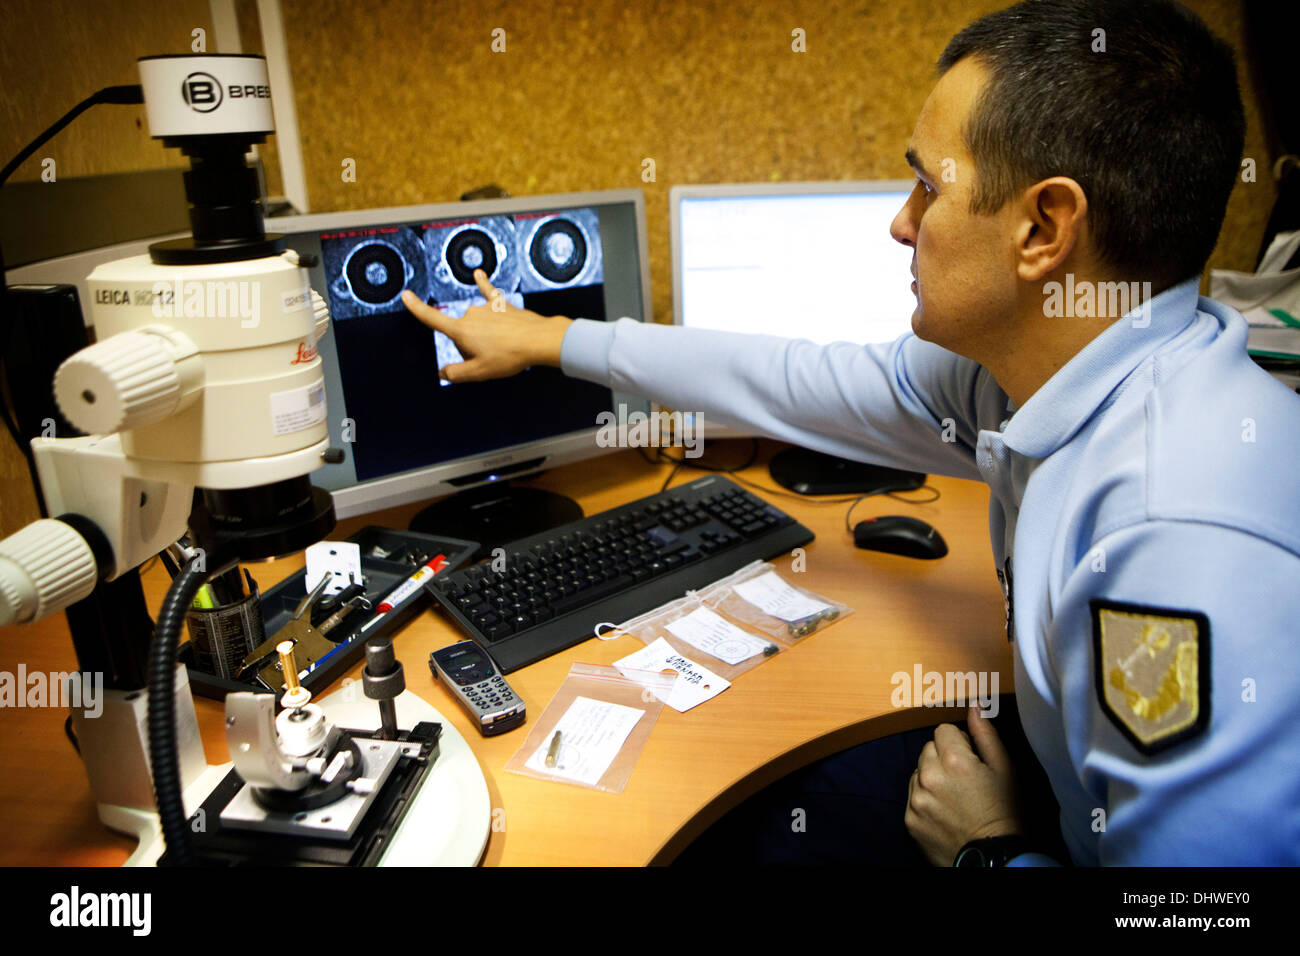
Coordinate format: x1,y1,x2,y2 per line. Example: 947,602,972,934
406,0,1300,865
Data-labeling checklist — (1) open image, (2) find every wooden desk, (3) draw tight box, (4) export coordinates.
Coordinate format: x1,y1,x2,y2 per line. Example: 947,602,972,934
0,441,1009,866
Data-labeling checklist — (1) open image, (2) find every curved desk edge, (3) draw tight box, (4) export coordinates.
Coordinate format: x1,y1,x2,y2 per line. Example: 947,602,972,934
647,704,974,865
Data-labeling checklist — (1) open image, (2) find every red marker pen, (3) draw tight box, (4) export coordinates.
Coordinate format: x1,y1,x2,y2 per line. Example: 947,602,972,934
359,554,448,634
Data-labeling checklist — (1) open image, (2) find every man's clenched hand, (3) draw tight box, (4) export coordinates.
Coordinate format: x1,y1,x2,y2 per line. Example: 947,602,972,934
401,268,573,383
905,706,1025,865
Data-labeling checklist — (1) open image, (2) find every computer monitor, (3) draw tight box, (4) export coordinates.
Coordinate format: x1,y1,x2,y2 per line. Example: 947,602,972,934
5,191,654,548
271,190,653,546
669,181,922,494
671,180,915,345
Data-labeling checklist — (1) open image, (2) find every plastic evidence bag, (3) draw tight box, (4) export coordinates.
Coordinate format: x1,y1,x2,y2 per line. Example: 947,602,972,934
596,591,782,681
696,560,854,645
504,662,675,793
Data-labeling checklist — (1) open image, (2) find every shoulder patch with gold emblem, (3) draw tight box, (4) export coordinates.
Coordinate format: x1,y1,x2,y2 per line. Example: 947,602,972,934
1090,599,1210,755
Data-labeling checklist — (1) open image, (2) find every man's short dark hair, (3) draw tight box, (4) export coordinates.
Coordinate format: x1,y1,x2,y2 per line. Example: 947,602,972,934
938,0,1245,289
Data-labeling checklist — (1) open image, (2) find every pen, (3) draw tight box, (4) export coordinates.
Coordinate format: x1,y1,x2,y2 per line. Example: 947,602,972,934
358,553,449,635
191,584,217,609
545,730,562,768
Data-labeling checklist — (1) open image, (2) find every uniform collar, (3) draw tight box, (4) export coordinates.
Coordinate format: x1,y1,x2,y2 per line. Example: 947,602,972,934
1000,278,1201,458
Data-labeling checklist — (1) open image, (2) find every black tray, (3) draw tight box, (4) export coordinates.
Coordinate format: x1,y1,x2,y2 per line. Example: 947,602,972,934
184,526,477,700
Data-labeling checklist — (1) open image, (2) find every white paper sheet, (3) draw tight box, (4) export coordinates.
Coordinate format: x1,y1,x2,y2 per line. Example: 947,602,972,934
733,570,831,622
305,541,363,595
665,607,772,665
615,637,731,712
525,696,645,786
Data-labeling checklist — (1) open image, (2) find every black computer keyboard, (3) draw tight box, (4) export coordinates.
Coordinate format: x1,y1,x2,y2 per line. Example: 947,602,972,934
426,475,814,672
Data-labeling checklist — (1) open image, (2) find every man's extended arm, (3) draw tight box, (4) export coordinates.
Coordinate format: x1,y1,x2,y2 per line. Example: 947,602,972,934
403,274,1005,480
563,318,997,479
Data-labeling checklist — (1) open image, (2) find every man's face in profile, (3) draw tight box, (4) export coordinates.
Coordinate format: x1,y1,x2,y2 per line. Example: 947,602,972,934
891,56,1023,364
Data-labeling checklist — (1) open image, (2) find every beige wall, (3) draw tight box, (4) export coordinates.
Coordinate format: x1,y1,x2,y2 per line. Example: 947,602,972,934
0,0,1279,535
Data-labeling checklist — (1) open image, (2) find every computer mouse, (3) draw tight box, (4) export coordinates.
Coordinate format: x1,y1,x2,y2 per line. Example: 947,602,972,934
852,515,948,559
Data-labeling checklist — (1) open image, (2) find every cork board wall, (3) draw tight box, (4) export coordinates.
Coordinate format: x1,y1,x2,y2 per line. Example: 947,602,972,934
0,0,214,182
0,0,1274,307
281,0,1274,325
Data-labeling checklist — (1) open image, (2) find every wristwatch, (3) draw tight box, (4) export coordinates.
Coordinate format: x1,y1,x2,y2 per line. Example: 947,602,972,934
953,835,1035,867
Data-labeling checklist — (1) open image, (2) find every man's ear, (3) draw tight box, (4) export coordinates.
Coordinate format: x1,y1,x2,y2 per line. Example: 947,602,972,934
1014,177,1088,283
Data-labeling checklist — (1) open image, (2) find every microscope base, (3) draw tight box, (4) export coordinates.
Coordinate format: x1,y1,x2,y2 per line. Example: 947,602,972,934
120,688,492,866
169,721,441,865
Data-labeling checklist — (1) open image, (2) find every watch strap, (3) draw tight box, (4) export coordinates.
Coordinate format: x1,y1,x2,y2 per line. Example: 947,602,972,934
953,835,1035,867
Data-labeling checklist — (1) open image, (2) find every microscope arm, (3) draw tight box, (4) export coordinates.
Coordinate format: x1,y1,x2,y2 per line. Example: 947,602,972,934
0,437,192,626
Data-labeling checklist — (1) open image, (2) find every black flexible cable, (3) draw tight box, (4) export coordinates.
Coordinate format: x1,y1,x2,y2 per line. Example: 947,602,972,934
642,438,761,477
884,485,941,505
844,485,941,532
843,494,871,533
0,85,144,189
659,460,683,492
634,434,948,539
644,441,945,532
635,446,661,468
655,444,862,505
147,556,206,866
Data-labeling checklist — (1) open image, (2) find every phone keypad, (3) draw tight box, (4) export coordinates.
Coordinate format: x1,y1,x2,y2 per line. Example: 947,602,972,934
467,679,517,710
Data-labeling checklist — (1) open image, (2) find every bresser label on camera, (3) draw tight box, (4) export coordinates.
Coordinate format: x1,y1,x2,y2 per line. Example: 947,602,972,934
138,55,274,138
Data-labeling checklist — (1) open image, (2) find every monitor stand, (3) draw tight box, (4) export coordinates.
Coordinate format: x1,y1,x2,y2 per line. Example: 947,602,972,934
409,483,582,562
769,447,925,496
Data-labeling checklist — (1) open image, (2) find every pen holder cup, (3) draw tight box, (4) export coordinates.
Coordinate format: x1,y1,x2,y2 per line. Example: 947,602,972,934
185,594,265,680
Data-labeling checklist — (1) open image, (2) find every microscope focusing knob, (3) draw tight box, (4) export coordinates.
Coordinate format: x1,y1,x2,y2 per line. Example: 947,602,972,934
53,328,186,434
0,519,97,625
310,289,331,342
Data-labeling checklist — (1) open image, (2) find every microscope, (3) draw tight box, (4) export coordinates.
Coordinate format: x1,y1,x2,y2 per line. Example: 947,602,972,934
0,55,487,865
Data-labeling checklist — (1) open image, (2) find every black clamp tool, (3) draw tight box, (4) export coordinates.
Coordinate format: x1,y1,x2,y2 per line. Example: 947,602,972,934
311,577,370,628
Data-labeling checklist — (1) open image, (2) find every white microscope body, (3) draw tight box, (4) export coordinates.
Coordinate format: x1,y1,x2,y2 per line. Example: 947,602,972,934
0,54,488,866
